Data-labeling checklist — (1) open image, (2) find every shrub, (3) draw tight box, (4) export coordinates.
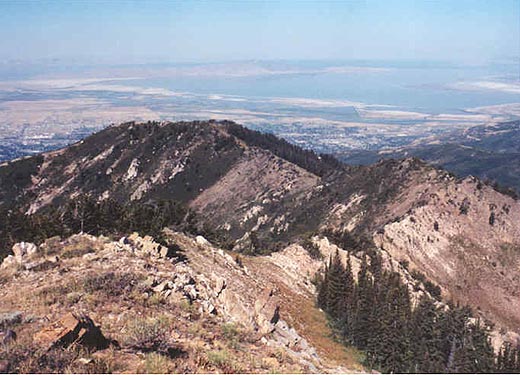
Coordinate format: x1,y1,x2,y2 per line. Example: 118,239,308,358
221,322,247,349
302,238,322,260
459,198,470,215
81,272,142,297
140,352,171,374
489,212,495,226
221,323,239,341
123,316,171,352
424,280,442,300
206,349,240,372
61,246,95,259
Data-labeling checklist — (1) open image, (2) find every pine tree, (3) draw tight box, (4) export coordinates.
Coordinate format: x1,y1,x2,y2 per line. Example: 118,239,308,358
325,250,347,320
340,255,356,343
317,262,329,309
410,295,445,373
352,254,374,351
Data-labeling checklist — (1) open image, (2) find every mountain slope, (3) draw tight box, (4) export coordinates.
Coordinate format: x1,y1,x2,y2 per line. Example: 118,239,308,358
337,120,520,194
1,120,519,338
0,231,363,373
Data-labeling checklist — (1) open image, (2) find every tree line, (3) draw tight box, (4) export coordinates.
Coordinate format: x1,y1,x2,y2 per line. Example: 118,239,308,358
0,195,228,261
222,121,344,177
316,250,520,373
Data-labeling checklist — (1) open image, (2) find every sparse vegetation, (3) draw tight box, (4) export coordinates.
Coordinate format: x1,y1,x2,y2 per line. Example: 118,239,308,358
206,349,241,373
140,352,171,374
81,272,142,297
0,342,119,374
122,316,171,352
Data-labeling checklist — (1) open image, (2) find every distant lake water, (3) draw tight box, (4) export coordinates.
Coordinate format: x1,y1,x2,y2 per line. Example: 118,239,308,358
121,62,519,115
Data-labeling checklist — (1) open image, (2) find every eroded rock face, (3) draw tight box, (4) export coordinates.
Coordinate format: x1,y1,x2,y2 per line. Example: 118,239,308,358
161,230,328,364
254,288,280,335
373,176,520,330
106,233,173,260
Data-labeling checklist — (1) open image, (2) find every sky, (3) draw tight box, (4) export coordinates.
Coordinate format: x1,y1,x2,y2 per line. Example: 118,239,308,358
0,0,519,65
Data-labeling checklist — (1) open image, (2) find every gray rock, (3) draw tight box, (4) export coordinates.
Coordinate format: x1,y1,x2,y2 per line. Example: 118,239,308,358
143,275,157,287
153,280,170,293
119,236,130,245
0,311,22,328
0,255,17,270
12,242,38,262
196,235,210,246
273,320,300,348
215,277,227,296
184,285,198,301
201,300,216,314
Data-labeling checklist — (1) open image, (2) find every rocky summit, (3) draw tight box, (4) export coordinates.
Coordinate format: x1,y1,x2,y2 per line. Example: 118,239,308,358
0,120,519,373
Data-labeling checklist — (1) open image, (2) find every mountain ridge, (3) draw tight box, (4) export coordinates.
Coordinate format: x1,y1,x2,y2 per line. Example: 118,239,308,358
1,119,519,363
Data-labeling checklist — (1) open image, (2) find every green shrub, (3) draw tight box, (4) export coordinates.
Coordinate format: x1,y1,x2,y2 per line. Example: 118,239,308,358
123,316,170,352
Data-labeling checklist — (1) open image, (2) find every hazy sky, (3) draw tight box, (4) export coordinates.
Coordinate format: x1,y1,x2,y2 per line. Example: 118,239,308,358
0,0,519,65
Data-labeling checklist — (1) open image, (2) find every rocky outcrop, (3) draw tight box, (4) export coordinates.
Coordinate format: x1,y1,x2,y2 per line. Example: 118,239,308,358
33,312,110,351
373,175,520,331
254,288,280,335
1,242,59,271
122,233,172,259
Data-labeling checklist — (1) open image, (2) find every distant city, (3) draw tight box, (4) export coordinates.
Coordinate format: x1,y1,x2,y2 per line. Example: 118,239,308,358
0,60,519,162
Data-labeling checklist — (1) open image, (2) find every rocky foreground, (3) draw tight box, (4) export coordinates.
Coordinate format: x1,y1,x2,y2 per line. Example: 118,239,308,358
0,231,364,373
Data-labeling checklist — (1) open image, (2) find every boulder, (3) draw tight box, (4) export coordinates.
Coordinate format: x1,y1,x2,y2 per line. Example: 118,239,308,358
0,311,22,328
158,245,171,258
214,277,227,296
12,242,38,262
183,285,198,301
218,288,254,325
196,235,210,246
24,259,57,271
119,236,130,245
254,287,280,334
153,280,171,293
273,320,301,348
33,312,110,350
0,255,17,270
143,275,158,287
201,300,216,314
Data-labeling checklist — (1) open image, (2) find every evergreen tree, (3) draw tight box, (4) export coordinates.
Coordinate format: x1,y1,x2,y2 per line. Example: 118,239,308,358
339,255,356,343
325,250,347,320
410,295,445,373
352,254,374,350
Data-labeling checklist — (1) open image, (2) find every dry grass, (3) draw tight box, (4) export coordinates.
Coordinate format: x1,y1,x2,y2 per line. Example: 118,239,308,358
138,352,172,374
245,255,365,372
121,315,172,352
0,341,119,374
205,349,242,373
281,283,364,370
